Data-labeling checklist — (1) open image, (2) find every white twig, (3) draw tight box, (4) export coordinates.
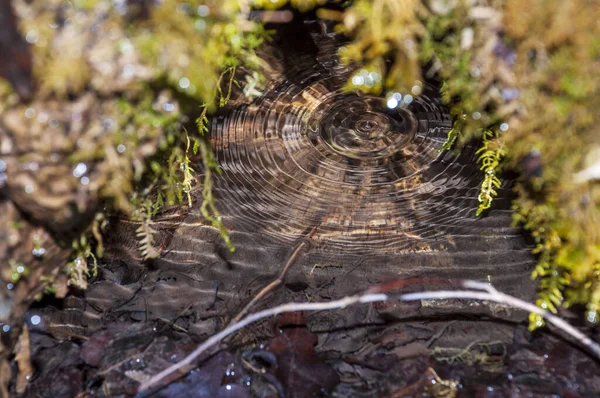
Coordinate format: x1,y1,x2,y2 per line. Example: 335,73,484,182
138,280,600,392
401,280,600,360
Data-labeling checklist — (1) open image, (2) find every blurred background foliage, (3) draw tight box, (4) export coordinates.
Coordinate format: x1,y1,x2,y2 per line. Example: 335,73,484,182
0,0,599,330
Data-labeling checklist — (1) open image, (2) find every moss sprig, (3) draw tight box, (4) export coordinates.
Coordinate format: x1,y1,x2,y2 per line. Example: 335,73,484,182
476,129,505,216
132,199,160,260
196,108,234,252
66,235,97,290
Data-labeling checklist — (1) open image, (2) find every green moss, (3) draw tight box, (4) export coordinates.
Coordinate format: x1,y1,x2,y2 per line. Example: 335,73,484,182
7,262,29,284
500,0,600,326
253,0,327,12
440,117,461,153
65,234,97,290
73,0,100,10
134,0,268,109
476,130,505,216
131,199,160,260
335,0,427,95
40,56,91,97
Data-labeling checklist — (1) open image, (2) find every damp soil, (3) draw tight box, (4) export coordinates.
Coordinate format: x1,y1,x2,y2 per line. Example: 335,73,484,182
9,13,600,398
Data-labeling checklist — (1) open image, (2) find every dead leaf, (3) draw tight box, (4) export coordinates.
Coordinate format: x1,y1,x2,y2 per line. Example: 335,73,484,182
0,355,11,398
15,324,33,394
267,312,339,398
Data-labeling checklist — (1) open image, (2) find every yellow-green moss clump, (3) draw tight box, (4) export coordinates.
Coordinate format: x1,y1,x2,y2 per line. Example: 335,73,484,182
501,0,600,327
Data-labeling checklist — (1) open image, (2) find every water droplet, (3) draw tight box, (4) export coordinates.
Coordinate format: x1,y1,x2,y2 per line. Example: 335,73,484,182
500,123,509,132
80,176,90,185
197,5,210,17
73,162,87,178
163,103,175,112
472,111,482,120
386,97,398,109
31,315,41,325
225,385,232,391
23,162,39,171
369,72,381,82
16,265,25,273
351,75,364,85
195,19,207,31
403,94,413,105
24,108,36,119
26,30,39,44
502,88,520,101
37,112,49,123
25,184,34,194
411,85,422,96
2,325,10,333
586,311,598,324
117,144,126,153
179,77,191,89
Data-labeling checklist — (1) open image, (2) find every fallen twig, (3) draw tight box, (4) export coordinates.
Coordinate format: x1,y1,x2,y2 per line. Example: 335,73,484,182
227,224,319,326
139,279,600,392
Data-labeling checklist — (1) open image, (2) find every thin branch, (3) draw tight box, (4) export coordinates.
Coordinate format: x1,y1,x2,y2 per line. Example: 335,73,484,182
227,224,320,326
138,279,600,392
139,293,385,391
